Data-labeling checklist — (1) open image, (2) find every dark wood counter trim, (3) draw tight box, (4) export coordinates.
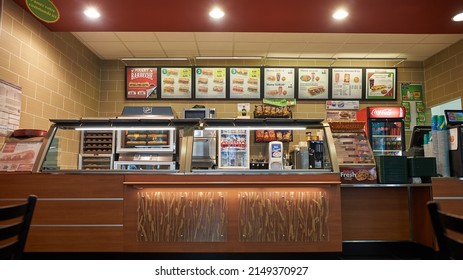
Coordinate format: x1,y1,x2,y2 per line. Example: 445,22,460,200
432,177,463,216
124,181,341,186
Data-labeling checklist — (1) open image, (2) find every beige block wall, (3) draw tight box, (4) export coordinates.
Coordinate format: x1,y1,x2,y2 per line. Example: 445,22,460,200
0,0,101,147
424,39,463,108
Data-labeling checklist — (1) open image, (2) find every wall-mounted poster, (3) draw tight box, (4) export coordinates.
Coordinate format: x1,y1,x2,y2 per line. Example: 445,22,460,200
0,80,21,137
125,67,158,99
331,68,363,99
160,67,193,99
229,68,262,99
365,68,397,100
297,68,329,99
195,67,226,99
264,68,295,99
401,83,424,131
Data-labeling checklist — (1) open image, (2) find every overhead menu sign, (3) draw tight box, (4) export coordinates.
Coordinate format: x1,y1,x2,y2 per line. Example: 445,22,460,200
26,0,60,23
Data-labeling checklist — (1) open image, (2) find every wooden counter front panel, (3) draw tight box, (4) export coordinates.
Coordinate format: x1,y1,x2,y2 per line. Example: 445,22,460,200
0,173,124,198
0,173,125,252
432,178,463,215
26,227,123,252
341,187,410,241
123,175,342,253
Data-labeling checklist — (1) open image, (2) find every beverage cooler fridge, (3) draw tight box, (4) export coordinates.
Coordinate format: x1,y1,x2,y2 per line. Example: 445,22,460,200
217,129,250,169
357,106,406,156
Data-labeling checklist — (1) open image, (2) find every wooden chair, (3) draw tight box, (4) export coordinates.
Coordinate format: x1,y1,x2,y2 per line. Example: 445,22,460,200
427,201,463,260
0,195,37,259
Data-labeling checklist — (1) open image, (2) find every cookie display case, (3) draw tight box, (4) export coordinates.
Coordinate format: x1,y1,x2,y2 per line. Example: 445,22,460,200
329,122,377,183
78,130,115,170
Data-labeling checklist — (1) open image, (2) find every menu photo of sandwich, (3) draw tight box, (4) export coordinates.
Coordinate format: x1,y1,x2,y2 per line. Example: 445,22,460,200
229,67,261,98
195,67,226,98
160,67,193,98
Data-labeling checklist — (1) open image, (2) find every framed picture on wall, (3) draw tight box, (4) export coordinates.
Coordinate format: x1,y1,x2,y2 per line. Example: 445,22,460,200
194,67,227,99
229,67,262,99
125,66,158,99
365,68,397,100
331,68,363,100
264,67,295,99
160,67,193,99
297,68,329,100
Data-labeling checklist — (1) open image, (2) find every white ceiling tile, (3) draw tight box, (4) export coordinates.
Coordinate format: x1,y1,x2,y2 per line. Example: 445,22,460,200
115,32,158,42
304,43,341,52
234,42,270,51
365,53,402,59
233,50,268,56
164,50,199,57
197,42,233,51
337,43,380,52
308,33,350,43
73,31,460,61
334,53,369,58
198,50,234,56
271,33,311,43
125,42,163,52
195,32,234,41
73,32,120,42
234,33,276,42
372,44,414,52
160,42,198,51
406,44,452,55
384,34,429,44
299,53,335,59
346,34,390,44
155,32,196,41
420,34,463,44
86,42,131,58
269,42,306,52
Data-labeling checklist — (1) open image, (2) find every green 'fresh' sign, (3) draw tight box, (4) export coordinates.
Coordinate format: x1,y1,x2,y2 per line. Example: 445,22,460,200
26,0,60,23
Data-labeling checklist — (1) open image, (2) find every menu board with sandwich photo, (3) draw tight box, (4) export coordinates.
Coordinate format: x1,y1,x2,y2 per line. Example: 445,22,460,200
160,67,193,99
195,67,227,99
264,68,295,99
297,68,329,99
229,68,262,99
365,68,397,100
125,67,158,99
331,68,363,100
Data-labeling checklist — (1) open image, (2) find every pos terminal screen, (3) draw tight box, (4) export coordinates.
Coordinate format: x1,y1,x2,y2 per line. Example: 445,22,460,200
445,110,463,125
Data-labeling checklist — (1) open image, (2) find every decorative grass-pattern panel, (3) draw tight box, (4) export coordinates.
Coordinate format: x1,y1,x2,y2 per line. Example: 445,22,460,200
137,191,227,242
239,191,329,242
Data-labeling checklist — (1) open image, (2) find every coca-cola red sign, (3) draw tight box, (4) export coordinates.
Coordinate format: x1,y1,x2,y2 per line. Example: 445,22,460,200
369,107,404,118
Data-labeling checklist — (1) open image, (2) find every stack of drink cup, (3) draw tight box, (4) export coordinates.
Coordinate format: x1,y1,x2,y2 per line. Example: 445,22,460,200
431,115,450,177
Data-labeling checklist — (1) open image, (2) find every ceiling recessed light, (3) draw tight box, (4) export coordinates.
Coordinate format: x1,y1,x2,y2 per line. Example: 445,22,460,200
452,12,463,22
209,7,225,19
332,9,349,20
84,8,101,19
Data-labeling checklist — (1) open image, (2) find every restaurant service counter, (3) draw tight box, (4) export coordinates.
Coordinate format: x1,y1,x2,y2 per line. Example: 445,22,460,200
0,172,436,253
0,116,436,253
